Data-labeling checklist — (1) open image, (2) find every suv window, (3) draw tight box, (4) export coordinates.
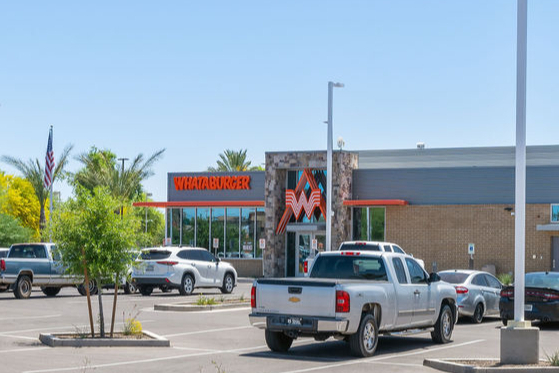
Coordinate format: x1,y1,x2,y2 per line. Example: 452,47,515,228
141,250,171,260
472,274,488,287
383,245,393,252
392,257,408,283
339,243,381,251
9,245,47,259
405,258,427,284
392,245,405,254
198,250,217,262
177,250,194,260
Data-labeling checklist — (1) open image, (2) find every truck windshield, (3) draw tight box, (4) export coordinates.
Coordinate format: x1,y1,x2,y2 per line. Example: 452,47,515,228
310,256,387,281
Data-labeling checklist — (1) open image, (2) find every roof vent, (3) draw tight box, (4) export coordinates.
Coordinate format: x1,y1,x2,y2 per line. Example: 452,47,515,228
416,142,425,149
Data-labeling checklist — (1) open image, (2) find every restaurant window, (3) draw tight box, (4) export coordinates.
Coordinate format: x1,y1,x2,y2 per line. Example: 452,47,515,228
552,204,559,223
196,208,210,250
226,208,240,258
241,208,255,258
211,208,225,257
181,208,195,246
255,208,265,258
171,208,181,245
352,207,367,240
369,207,385,241
352,207,385,241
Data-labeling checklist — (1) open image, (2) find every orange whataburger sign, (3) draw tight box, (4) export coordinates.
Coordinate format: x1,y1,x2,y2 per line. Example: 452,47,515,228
173,175,251,191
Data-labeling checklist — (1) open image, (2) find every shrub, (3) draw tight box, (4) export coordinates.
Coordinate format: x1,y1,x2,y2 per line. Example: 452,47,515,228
497,273,513,286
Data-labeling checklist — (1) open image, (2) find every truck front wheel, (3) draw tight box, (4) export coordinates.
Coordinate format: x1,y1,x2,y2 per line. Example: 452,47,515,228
349,314,379,357
265,330,293,353
14,275,32,299
41,287,61,297
431,304,454,343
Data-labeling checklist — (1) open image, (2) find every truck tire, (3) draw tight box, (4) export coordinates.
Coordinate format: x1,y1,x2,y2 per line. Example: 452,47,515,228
139,286,153,296
220,273,234,294
14,275,32,299
124,281,137,294
265,330,293,353
431,304,454,344
41,287,61,297
77,281,98,296
472,303,484,324
179,273,194,296
349,314,379,357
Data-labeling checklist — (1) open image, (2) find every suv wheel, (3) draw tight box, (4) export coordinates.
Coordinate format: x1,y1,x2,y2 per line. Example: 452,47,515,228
220,273,234,294
139,286,153,296
179,274,194,296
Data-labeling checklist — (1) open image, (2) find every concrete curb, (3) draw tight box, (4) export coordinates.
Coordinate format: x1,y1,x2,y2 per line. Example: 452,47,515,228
154,301,250,312
39,330,170,347
424,358,559,372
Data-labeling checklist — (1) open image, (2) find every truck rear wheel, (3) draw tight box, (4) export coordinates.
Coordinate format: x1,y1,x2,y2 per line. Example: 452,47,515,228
349,314,379,357
14,275,32,299
41,287,61,297
265,330,293,353
431,304,454,343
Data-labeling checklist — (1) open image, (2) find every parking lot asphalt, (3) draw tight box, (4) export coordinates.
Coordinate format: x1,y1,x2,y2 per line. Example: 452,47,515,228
1,280,559,373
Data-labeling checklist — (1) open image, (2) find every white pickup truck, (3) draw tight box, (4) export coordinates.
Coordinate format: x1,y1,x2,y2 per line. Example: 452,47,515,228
249,251,457,357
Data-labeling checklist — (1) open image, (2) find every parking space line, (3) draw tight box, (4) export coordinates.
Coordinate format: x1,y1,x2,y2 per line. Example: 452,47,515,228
369,361,424,367
141,306,250,314
0,314,61,321
0,347,49,354
277,339,486,373
0,320,155,335
172,346,222,352
0,334,39,340
164,325,251,338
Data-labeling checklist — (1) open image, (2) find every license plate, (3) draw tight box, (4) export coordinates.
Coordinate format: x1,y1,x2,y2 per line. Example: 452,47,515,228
288,317,302,326
146,265,154,272
525,304,533,312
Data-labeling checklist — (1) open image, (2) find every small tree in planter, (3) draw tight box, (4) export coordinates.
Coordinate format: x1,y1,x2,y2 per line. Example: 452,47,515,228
49,186,138,338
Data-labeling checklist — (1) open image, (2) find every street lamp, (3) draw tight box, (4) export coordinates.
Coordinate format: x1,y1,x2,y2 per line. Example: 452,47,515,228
145,193,152,234
326,81,344,252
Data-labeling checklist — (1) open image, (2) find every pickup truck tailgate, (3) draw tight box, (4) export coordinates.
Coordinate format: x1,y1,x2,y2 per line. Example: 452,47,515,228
255,278,337,318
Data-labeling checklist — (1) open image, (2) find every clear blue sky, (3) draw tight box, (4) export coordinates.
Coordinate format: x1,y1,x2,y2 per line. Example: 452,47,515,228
1,1,558,203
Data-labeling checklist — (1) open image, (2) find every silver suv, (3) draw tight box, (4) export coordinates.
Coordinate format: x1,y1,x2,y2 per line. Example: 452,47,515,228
132,247,237,296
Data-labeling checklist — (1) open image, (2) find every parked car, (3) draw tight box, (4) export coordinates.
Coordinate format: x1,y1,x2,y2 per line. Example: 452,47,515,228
500,271,559,325
0,243,83,298
438,270,502,323
132,246,237,296
250,250,457,357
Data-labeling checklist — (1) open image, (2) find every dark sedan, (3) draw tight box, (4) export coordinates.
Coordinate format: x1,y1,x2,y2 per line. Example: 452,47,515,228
499,271,559,325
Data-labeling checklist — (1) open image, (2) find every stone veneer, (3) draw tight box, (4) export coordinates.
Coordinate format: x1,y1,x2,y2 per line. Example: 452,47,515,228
263,151,358,277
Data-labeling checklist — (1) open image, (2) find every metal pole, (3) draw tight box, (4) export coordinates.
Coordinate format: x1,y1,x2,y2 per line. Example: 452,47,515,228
514,0,527,323
117,157,128,218
145,193,152,234
326,82,343,252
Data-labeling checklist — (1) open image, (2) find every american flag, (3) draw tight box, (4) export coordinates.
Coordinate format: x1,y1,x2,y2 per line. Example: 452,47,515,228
44,127,55,189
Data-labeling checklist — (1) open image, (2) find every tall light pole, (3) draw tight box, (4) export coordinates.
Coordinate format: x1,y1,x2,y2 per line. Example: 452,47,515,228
326,81,344,252
117,157,128,217
145,192,152,234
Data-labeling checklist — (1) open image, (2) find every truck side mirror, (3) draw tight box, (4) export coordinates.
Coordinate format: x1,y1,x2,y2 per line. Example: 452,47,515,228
429,273,441,283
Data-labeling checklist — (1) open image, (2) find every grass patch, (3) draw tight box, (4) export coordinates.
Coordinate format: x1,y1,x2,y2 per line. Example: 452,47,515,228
196,294,217,306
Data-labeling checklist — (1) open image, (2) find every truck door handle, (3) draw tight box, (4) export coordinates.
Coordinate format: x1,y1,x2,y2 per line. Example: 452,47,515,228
414,290,420,296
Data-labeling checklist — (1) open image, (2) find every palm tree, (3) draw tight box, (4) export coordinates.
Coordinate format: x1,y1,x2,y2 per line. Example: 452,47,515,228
74,147,165,205
2,144,73,236
207,149,262,172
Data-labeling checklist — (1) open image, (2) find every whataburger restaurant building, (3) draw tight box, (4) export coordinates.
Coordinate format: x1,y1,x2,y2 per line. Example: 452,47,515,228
135,146,559,278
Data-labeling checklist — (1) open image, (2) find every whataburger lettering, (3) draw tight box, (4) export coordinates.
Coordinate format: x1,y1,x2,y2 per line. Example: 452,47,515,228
174,175,251,191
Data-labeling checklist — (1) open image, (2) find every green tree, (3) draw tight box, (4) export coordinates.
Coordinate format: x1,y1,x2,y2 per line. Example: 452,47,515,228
2,144,73,236
0,213,33,246
49,186,139,338
133,193,165,247
207,149,262,172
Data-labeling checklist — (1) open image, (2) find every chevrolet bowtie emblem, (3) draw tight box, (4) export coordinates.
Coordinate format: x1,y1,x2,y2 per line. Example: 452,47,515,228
288,297,301,303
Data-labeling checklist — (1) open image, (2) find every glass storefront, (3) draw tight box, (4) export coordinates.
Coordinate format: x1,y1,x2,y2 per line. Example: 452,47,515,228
167,206,265,259
352,207,386,241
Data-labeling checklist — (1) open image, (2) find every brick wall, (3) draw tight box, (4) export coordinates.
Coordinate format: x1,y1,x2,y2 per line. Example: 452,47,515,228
386,204,555,275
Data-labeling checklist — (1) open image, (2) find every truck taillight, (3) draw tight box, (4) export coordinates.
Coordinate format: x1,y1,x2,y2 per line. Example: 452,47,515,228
455,286,469,294
304,261,308,273
336,290,350,313
251,285,256,308
0,259,5,271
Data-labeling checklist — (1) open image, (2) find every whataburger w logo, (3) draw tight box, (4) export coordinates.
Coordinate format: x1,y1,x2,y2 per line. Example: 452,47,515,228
276,169,326,234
